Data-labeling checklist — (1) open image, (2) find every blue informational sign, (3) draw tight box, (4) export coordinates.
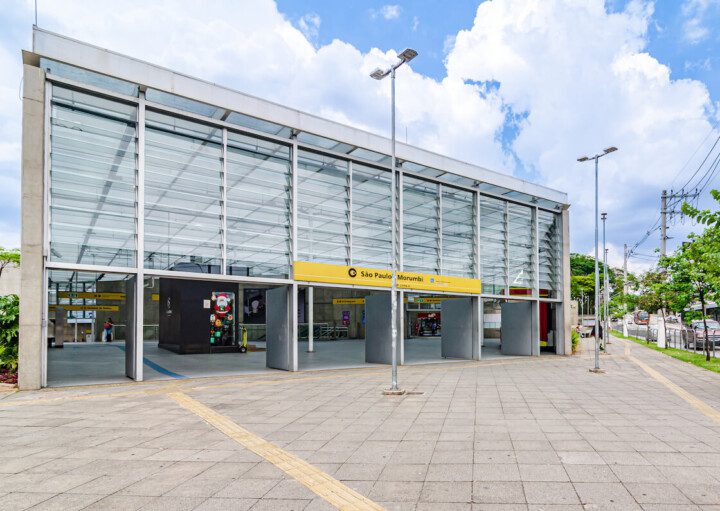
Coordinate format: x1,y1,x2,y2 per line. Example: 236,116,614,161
362,310,365,325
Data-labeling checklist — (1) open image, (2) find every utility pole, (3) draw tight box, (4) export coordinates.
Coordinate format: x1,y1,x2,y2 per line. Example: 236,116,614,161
660,189,699,257
623,243,628,294
660,190,667,257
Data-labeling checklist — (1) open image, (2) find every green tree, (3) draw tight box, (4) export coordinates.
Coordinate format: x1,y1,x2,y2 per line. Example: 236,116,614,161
636,268,673,343
0,247,20,279
0,294,19,373
664,234,719,361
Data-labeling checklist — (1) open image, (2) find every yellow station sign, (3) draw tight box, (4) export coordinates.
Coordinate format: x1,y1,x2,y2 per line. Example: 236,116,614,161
58,292,125,300
151,293,160,301
294,261,392,288
51,305,120,312
332,298,366,305
397,272,481,294
295,261,481,294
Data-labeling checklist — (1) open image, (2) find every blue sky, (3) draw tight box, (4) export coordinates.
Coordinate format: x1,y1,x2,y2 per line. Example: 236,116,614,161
0,0,719,272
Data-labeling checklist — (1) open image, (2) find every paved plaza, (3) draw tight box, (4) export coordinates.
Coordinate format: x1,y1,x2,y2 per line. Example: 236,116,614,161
2,335,720,510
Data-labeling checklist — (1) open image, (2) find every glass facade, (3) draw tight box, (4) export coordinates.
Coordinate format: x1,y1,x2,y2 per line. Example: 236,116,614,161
480,196,507,295
226,133,291,278
538,210,562,298
49,86,137,267
441,187,475,278
351,164,392,268
403,176,439,274
144,111,223,273
297,150,350,266
508,203,535,295
45,65,565,298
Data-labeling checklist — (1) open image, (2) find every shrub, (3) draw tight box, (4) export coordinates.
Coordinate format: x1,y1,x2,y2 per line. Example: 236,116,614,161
571,329,580,354
0,294,19,372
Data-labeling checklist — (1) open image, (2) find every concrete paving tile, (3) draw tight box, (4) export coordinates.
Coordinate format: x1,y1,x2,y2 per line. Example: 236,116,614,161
639,505,701,511
192,498,257,511
432,450,474,464
242,462,287,479
248,498,311,510
369,481,423,502
572,482,643,510
262,480,317,500
23,494,102,510
81,494,154,511
473,451,517,464
563,464,619,482
518,464,569,482
678,484,720,505
213,478,280,499
624,483,693,504
599,451,652,466
641,452,697,466
378,463,428,482
611,465,668,483
334,463,384,481
426,463,473,481
420,481,472,503
514,451,560,464
522,482,580,505
557,451,605,465
416,503,471,510
470,504,528,510
472,482,526,504
136,496,209,510
0,492,54,511
302,498,337,511
0,457,51,474
473,463,521,482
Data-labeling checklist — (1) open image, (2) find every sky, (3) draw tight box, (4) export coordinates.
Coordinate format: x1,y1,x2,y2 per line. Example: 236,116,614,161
0,0,719,274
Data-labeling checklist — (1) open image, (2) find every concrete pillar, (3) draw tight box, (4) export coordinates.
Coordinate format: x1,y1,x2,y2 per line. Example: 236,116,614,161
307,286,314,352
19,65,46,390
560,207,572,356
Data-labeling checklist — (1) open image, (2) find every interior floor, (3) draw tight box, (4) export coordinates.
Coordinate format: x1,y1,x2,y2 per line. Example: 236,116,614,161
47,337,517,387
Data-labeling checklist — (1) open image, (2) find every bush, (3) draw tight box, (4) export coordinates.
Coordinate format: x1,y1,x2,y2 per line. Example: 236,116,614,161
571,329,580,354
0,294,19,372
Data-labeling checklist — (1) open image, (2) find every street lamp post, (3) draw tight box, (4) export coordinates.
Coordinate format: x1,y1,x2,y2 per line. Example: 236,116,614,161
577,146,617,373
601,213,607,349
604,246,610,346
371,48,418,395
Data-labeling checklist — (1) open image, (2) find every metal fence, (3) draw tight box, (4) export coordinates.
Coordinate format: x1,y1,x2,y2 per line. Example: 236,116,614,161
612,323,718,357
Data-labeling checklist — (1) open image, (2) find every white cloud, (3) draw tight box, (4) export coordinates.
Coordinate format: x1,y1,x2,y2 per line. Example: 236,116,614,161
447,0,717,256
682,0,720,44
371,4,402,20
412,15,419,31
298,13,321,43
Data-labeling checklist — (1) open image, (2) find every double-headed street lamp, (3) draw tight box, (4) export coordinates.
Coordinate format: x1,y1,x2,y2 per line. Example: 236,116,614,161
370,48,418,394
577,146,617,372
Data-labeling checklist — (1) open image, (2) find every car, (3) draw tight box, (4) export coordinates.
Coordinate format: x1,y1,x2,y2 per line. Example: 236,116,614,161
686,320,720,350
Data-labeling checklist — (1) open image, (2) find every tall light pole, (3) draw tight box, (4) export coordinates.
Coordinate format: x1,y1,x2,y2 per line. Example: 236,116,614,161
604,247,610,346
601,213,608,348
371,48,418,394
578,146,617,372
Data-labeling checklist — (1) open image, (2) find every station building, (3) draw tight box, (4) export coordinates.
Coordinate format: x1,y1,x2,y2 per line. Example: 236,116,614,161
18,29,571,389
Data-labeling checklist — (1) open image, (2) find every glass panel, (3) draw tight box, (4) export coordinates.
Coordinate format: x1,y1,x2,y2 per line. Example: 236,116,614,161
297,150,349,265
480,196,507,294
403,176,439,274
49,87,137,267
508,203,535,295
226,132,291,277
144,111,223,273
352,164,392,269
297,132,354,153
538,210,562,298
442,187,475,278
226,112,292,138
41,58,139,97
146,89,224,119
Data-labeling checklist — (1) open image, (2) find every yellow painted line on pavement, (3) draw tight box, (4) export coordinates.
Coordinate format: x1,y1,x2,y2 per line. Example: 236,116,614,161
625,346,720,424
167,391,384,511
